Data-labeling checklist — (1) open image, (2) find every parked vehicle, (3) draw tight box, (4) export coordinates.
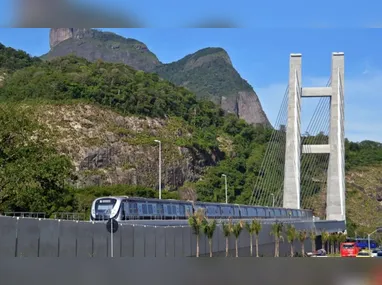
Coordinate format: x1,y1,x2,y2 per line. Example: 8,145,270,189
356,250,372,257
340,242,359,257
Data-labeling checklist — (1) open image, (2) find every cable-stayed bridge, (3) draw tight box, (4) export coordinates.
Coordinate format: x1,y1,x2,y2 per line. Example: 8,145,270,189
250,52,345,223
0,52,346,257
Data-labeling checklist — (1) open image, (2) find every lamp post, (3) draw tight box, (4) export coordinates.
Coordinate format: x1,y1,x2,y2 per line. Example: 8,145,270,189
271,193,275,207
367,227,382,252
154,140,162,200
221,174,227,204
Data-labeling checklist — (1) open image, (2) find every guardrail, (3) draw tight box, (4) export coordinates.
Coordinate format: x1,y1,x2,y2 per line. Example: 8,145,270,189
2,212,46,218
53,212,87,221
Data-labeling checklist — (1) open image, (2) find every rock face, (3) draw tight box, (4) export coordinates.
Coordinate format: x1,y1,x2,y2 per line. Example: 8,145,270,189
43,29,270,126
49,28,89,49
154,48,271,126
44,28,161,72
36,103,223,189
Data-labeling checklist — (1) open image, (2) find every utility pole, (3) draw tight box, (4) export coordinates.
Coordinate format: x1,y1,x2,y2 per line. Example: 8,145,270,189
222,174,228,204
271,193,275,207
154,140,162,199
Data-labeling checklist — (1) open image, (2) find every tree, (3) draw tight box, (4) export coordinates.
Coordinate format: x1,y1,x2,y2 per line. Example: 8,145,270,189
337,232,346,252
248,219,262,257
329,233,336,254
188,208,205,257
232,220,244,257
270,222,284,257
309,230,317,252
286,224,298,257
321,230,330,253
222,220,233,257
202,218,217,257
245,219,261,257
0,104,76,215
298,230,308,257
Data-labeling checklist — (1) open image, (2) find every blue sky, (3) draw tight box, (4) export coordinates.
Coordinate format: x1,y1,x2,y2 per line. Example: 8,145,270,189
0,28,381,142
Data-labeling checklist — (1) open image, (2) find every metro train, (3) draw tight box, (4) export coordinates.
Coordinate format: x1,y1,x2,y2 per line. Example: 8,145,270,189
90,196,313,222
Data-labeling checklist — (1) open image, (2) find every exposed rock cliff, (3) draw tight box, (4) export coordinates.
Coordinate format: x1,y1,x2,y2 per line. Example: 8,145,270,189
34,103,224,190
44,28,161,72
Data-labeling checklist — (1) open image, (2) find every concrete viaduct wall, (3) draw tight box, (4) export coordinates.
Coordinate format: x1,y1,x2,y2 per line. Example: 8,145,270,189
0,217,343,257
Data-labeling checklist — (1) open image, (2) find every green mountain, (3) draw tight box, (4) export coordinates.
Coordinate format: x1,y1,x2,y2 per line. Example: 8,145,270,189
43,28,270,126
154,47,270,126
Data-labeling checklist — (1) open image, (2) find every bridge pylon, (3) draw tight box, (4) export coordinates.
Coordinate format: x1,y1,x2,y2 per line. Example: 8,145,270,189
283,52,345,221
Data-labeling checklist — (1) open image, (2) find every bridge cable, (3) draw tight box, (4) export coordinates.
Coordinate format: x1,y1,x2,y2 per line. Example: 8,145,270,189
255,87,289,206
249,86,289,205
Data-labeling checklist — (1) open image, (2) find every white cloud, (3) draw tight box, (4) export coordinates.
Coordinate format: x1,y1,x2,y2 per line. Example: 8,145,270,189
255,70,382,143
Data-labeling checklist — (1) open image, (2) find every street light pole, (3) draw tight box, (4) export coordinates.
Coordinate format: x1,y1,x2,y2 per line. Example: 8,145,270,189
367,227,382,252
271,194,275,207
222,174,227,204
154,140,162,200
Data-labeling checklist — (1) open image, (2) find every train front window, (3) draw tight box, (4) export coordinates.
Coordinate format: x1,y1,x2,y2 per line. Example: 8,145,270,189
95,198,117,216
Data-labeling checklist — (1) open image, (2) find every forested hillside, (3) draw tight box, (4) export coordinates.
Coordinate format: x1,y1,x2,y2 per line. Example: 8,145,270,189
0,43,382,236
43,28,270,126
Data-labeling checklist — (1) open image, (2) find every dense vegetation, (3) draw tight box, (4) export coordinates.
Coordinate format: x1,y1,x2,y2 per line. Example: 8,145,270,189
0,45,272,217
0,43,382,236
0,43,41,73
154,47,254,103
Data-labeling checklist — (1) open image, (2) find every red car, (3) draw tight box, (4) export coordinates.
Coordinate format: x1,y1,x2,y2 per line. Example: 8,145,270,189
340,242,359,257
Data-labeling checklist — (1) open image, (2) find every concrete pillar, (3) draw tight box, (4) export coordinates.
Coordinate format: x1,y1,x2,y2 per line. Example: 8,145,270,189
283,54,302,209
326,52,345,221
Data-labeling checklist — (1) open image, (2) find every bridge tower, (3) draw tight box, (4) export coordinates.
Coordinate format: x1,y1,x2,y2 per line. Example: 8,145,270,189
283,52,345,221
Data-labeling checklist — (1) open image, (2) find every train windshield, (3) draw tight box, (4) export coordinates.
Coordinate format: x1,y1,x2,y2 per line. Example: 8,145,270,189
95,198,117,216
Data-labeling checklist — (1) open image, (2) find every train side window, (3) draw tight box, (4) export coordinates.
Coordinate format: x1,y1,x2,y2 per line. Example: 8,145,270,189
172,205,177,216
167,205,172,215
292,210,298,217
148,204,153,215
281,209,287,217
157,204,163,215
179,205,185,216
142,204,148,215
130,202,138,215
185,205,192,216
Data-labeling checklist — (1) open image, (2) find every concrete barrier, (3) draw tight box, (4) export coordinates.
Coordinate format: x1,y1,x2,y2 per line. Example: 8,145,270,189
0,216,343,257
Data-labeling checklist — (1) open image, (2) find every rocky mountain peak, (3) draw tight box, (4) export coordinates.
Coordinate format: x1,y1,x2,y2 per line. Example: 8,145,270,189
49,28,90,49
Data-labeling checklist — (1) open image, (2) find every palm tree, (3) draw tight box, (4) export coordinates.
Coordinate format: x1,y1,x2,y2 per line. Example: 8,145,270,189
298,230,307,257
202,219,217,257
337,232,346,253
286,224,298,257
221,220,233,257
245,219,262,257
321,230,330,253
270,222,284,257
329,233,336,254
253,220,262,257
309,230,317,252
232,221,244,257
187,208,205,257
